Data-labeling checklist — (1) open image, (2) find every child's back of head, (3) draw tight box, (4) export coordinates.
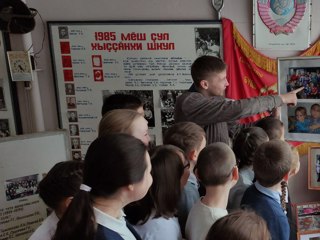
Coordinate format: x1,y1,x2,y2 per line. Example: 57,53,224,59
205,210,270,240
39,160,84,212
255,117,284,140
163,121,206,161
253,140,292,187
197,142,236,187
233,127,269,169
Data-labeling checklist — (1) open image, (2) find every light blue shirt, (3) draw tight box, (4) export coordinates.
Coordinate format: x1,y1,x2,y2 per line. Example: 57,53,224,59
254,181,281,205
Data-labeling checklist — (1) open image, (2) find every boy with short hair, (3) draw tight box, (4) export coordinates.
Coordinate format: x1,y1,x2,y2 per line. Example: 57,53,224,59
255,116,285,140
185,142,238,240
241,139,293,240
163,121,206,235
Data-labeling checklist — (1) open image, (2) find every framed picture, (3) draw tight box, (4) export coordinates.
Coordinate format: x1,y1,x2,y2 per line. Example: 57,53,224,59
0,31,21,136
308,147,320,190
298,231,320,240
278,56,320,142
253,0,311,50
295,202,320,234
48,21,222,156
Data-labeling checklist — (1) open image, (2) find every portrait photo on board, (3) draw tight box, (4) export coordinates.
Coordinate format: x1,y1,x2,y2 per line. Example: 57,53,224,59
0,119,10,137
65,83,75,95
71,137,81,149
0,85,6,110
68,111,78,122
58,26,69,39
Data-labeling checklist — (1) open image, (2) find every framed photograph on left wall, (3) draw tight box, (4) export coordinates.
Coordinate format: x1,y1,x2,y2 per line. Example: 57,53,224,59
0,31,21,137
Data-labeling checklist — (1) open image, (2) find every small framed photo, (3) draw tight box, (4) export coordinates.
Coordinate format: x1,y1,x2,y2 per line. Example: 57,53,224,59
308,147,320,190
296,202,320,234
298,231,320,240
278,56,320,142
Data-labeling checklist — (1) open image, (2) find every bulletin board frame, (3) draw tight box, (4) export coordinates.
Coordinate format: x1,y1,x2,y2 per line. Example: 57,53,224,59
47,20,223,158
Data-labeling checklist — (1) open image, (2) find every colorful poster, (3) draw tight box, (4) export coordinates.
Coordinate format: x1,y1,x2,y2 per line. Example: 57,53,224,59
48,21,222,159
253,0,311,50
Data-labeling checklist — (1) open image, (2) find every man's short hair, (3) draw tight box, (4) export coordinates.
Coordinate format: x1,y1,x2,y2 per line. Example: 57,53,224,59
196,142,236,186
191,55,226,88
253,140,292,187
163,122,205,155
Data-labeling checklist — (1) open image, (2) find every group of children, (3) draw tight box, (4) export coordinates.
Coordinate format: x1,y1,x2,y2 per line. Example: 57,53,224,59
28,55,305,240
29,108,300,240
291,103,320,133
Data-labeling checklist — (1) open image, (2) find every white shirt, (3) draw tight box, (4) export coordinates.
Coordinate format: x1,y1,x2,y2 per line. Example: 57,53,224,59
28,211,59,240
185,198,228,240
133,211,182,240
94,207,136,240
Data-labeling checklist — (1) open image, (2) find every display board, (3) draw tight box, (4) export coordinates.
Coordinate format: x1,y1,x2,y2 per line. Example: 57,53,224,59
48,21,222,158
0,131,70,240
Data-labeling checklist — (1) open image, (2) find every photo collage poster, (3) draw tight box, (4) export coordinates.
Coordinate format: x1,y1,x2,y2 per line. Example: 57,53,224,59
278,57,320,142
48,22,222,159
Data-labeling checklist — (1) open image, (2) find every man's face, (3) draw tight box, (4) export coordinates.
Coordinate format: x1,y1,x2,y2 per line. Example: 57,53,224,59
202,70,229,97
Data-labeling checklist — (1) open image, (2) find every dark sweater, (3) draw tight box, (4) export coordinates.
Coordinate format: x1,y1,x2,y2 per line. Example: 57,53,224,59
241,185,289,240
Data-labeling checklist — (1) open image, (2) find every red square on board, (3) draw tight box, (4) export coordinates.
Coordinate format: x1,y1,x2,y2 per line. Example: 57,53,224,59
63,69,74,81
62,55,72,68
93,69,104,82
60,42,71,54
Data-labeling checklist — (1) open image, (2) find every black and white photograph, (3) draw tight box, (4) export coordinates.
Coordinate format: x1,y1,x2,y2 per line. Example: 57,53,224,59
0,85,7,110
195,27,221,58
5,174,39,201
68,111,78,122
65,83,75,95
102,90,155,127
161,108,175,137
160,90,186,109
0,119,10,137
66,96,77,109
71,137,81,149
58,26,69,39
72,151,82,161
69,124,79,136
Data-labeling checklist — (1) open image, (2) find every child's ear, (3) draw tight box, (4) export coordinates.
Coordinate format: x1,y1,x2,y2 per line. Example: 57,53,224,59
232,166,239,182
188,149,198,162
